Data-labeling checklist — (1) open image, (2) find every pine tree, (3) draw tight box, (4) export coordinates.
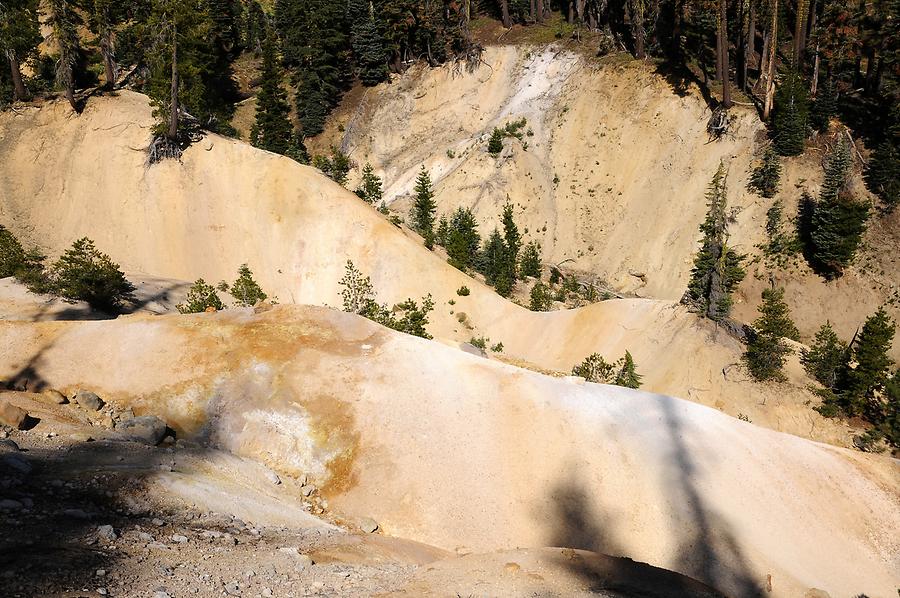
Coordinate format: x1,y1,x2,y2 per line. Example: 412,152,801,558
809,139,869,274
350,0,388,86
809,77,837,133
0,0,41,102
47,0,83,112
773,68,810,156
177,278,225,313
50,237,135,312
435,215,449,246
230,263,268,307
145,0,233,142
501,203,521,280
748,148,781,198
446,207,480,270
488,128,503,155
312,147,350,185
744,288,797,381
518,241,542,279
840,308,895,416
801,321,848,390
686,163,746,320
355,163,383,203
866,139,899,211
411,167,437,249
251,30,294,156
529,281,553,311
615,351,643,389
481,228,512,297
207,0,241,53
88,0,123,90
754,287,800,341
275,0,350,137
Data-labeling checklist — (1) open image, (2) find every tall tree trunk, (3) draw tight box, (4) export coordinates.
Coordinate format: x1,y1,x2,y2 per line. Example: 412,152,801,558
100,28,117,89
568,0,575,24
576,0,586,23
810,43,820,95
535,0,544,22
168,29,179,141
745,0,756,87
801,0,815,58
718,0,731,106
759,28,769,76
792,0,807,66
715,1,724,82
631,0,645,58
500,0,512,27
863,47,877,93
763,0,778,119
7,53,29,101
530,0,536,21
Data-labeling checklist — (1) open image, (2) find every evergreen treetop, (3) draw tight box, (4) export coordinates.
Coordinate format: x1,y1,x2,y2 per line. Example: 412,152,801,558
251,29,293,156
411,167,437,249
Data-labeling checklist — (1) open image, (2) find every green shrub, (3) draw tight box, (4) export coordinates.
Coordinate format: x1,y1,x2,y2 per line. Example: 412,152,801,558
529,281,553,311
801,321,848,390
0,226,49,292
339,261,433,339
748,148,781,198
0,225,26,278
313,146,351,186
572,353,617,383
490,342,504,353
743,288,798,381
50,237,135,312
488,128,503,155
178,278,225,314
518,241,542,279
456,285,470,296
230,264,268,307
469,336,488,350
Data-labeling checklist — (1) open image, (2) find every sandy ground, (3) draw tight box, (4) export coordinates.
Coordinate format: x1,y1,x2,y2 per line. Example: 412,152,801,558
2,389,725,598
0,93,867,448
0,306,897,597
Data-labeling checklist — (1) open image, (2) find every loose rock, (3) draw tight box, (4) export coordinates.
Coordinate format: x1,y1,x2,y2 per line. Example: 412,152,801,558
41,389,68,405
0,439,20,452
0,400,28,429
74,390,104,411
115,415,168,445
360,517,379,534
97,525,117,541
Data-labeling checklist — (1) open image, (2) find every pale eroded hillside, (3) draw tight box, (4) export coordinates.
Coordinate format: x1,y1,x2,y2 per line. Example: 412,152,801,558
0,93,861,447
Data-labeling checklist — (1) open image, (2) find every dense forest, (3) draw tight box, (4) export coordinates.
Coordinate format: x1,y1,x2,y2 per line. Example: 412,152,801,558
1,0,897,198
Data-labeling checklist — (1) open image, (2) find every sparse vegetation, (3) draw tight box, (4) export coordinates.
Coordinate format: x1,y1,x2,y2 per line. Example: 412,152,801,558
229,264,268,307
313,147,351,186
529,281,553,311
684,163,745,321
50,237,135,312
743,288,799,382
178,279,225,314
807,139,869,276
748,148,781,198
815,308,898,449
456,285,470,296
410,167,437,250
518,241,542,279
573,351,642,389
339,260,433,339
355,163,383,204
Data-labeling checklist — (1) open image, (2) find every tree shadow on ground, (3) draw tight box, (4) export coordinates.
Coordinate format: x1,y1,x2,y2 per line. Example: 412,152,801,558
0,434,189,597
544,394,765,597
